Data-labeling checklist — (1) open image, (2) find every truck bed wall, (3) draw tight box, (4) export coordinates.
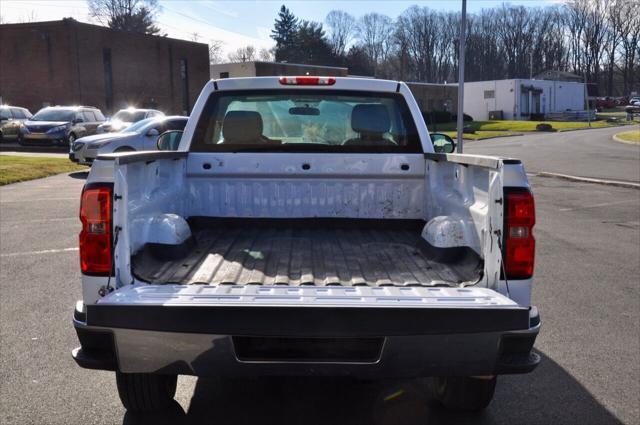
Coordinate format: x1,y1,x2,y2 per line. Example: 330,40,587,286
112,152,502,289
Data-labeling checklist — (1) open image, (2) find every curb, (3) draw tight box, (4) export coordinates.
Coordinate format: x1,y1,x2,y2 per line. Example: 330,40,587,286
451,132,524,141
536,172,640,190
612,133,640,145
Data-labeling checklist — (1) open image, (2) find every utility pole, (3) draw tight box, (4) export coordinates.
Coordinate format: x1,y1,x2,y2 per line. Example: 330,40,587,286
456,0,467,153
584,72,591,128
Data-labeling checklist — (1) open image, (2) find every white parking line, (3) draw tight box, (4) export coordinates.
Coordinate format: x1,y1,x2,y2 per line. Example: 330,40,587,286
0,217,77,224
1,247,79,258
559,199,638,212
0,198,78,203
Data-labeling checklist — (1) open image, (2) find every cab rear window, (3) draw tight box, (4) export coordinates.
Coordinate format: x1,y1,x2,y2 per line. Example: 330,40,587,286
191,90,421,153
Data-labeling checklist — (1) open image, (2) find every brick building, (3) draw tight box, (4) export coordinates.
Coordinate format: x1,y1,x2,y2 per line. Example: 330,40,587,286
0,19,209,115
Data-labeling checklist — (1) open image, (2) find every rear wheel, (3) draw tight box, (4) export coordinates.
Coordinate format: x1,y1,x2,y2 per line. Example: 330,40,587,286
115,372,177,413
431,376,497,411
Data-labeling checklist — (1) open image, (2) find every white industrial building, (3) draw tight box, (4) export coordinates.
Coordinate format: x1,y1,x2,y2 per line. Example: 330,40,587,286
463,79,589,121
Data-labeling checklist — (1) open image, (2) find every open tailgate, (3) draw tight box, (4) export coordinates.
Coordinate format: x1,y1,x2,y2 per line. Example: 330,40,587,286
86,285,530,337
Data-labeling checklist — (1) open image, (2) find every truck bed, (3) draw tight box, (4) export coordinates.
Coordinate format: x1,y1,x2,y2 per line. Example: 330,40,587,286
131,218,482,287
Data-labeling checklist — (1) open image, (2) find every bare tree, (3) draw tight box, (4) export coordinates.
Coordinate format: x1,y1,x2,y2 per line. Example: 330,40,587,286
209,40,224,65
618,1,640,94
603,0,625,94
258,47,275,62
87,0,162,35
325,10,357,57
275,4,635,95
227,45,256,62
358,13,393,76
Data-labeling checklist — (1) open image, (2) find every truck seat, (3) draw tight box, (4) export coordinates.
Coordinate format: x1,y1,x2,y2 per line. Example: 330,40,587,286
222,111,265,144
343,104,396,146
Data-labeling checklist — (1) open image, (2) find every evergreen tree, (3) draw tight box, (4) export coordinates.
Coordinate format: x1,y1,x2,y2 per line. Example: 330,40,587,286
296,21,334,65
271,5,299,62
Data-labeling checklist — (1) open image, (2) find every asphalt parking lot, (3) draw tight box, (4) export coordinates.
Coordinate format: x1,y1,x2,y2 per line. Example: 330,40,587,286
1,129,638,424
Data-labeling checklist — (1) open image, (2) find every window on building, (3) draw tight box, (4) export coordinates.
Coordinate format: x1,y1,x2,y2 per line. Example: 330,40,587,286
103,48,113,111
484,90,495,99
219,72,229,79
180,59,190,114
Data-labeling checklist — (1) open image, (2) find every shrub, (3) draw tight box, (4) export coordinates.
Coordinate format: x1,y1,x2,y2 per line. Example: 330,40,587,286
452,113,474,122
535,123,555,132
463,125,476,134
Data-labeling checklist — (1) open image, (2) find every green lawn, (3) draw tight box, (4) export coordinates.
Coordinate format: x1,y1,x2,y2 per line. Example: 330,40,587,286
615,130,640,144
431,118,635,140
0,155,87,185
596,111,629,120
441,130,521,140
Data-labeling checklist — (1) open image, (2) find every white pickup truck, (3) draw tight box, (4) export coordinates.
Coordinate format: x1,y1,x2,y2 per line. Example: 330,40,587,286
72,76,540,413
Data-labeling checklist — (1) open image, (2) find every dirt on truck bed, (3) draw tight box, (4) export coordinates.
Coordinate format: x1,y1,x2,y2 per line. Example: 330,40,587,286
131,218,482,287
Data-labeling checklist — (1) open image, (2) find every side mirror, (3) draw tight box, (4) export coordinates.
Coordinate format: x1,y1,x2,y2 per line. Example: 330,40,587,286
430,133,456,154
157,130,183,151
146,128,159,137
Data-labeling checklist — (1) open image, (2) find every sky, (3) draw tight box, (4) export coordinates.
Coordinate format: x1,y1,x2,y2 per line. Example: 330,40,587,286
0,0,562,56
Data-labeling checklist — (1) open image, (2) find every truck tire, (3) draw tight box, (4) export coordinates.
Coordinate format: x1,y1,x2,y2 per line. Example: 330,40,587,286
115,372,177,412
431,376,496,411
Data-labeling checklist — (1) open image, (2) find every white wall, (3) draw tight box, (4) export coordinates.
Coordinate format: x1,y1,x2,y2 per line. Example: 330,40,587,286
210,62,257,79
463,81,496,121
553,81,585,111
464,79,586,121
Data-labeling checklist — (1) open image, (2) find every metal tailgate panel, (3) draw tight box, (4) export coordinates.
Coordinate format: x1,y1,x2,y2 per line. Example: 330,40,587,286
87,285,530,337
96,284,518,307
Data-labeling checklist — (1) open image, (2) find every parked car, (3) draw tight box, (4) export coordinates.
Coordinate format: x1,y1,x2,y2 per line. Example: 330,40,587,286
629,97,640,106
19,106,105,146
625,104,640,114
72,76,540,414
0,105,32,142
96,108,164,134
596,97,616,109
70,115,187,164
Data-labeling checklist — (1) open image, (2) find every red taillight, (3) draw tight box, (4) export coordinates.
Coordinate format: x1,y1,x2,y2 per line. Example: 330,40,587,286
504,188,535,279
79,185,112,275
278,76,336,86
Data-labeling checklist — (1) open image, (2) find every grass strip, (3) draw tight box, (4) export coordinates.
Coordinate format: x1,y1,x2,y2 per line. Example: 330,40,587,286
614,130,640,144
0,155,87,185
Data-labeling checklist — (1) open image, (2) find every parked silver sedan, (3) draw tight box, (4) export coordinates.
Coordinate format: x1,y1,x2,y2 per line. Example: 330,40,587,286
70,116,187,165
96,108,164,134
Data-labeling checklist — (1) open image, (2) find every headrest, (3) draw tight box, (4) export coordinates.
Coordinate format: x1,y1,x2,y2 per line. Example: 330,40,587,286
351,104,391,134
222,111,263,143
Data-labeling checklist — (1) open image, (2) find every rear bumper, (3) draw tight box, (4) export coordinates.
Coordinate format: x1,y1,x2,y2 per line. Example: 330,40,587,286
72,300,541,378
22,134,66,145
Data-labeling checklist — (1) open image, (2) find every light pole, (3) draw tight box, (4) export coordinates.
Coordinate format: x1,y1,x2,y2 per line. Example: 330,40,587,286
456,0,467,153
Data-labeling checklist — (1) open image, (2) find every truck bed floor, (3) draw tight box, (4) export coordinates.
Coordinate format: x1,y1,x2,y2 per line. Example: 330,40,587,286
131,219,482,287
